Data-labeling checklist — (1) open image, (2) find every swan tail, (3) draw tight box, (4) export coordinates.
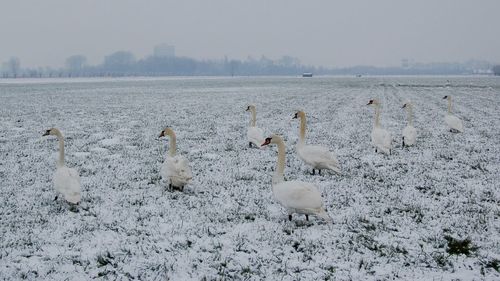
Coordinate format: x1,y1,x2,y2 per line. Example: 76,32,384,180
327,164,341,175
377,145,391,155
316,209,333,223
65,193,81,204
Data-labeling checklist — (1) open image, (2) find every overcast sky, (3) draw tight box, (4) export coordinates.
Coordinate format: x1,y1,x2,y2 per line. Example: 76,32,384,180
1,0,499,68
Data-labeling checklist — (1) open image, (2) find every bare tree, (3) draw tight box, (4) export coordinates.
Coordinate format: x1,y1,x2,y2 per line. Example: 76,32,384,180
7,57,20,78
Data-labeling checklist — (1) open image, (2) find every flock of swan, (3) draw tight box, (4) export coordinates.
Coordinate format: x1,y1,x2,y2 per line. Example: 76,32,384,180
43,95,464,222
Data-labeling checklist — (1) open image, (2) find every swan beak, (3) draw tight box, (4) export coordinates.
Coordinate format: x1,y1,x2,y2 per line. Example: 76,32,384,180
261,137,272,147
42,130,50,136
367,100,373,105
443,96,448,99
158,130,165,138
245,106,250,111
402,104,407,108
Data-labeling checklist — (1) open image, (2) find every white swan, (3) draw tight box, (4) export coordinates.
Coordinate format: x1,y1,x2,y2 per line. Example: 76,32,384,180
246,105,265,148
43,128,81,204
402,102,417,147
292,111,341,175
443,95,464,133
159,127,193,191
367,99,392,155
261,135,332,222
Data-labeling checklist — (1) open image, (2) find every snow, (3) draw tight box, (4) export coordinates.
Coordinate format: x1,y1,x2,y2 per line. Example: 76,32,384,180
0,76,499,280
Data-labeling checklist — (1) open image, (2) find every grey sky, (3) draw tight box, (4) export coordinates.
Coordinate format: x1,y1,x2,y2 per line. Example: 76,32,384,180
1,0,499,68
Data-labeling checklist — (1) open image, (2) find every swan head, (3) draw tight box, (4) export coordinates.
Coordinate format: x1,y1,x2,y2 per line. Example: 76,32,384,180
42,128,61,137
261,137,272,147
443,95,451,100
367,99,380,106
292,110,305,119
261,134,283,147
246,104,256,112
402,102,412,109
159,127,175,138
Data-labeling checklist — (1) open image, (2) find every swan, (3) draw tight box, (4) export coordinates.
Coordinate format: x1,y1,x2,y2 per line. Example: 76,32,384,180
261,134,332,222
159,127,193,191
43,128,81,204
246,105,265,148
292,111,341,175
402,102,417,147
443,95,464,133
367,99,392,155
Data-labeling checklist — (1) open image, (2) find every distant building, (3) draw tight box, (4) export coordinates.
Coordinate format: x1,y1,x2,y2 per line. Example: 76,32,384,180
154,44,175,58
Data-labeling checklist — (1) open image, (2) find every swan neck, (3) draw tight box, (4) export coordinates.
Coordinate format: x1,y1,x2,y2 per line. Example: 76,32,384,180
250,107,256,127
299,114,306,145
407,106,413,126
56,131,65,167
374,104,381,127
168,132,177,157
447,98,452,114
273,138,286,185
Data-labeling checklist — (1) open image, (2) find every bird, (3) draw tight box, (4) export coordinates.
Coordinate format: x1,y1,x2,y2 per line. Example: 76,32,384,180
159,127,193,192
367,99,392,155
261,134,332,222
246,104,265,148
43,128,81,205
443,95,464,133
402,102,417,147
292,111,341,175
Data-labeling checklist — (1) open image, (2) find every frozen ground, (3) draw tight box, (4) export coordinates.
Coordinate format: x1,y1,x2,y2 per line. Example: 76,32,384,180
0,76,499,280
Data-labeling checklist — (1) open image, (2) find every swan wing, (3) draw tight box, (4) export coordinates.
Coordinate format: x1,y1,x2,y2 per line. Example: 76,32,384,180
53,166,81,204
297,145,340,170
372,128,392,154
247,126,264,146
163,155,192,186
273,181,324,211
402,125,417,146
445,114,464,132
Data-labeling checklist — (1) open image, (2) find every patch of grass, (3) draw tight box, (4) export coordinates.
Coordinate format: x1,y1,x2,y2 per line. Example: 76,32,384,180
485,259,500,272
400,205,424,223
243,214,255,221
97,251,114,267
433,252,452,268
444,236,477,256
20,270,38,279
240,266,252,275
98,269,116,277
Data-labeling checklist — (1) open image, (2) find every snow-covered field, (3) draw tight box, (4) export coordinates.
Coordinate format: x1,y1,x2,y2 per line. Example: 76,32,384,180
0,76,499,280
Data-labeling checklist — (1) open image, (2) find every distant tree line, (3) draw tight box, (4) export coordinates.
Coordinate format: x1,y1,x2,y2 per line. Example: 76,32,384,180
88,52,319,77
1,52,499,78
1,52,319,78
